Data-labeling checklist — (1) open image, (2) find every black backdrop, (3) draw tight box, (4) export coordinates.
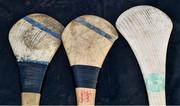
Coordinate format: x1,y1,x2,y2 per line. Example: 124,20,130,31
0,0,180,105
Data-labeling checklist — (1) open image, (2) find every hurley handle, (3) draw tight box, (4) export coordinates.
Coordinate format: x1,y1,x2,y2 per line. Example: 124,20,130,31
18,62,47,106
72,65,100,105
148,91,166,105
144,73,166,105
76,88,96,105
21,92,41,106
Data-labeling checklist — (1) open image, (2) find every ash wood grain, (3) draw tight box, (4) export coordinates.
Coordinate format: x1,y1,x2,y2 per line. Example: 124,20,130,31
116,5,173,105
9,13,64,105
62,15,118,105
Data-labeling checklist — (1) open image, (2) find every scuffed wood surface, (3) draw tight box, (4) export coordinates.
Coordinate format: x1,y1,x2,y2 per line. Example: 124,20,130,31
62,15,118,67
9,13,64,63
116,5,173,105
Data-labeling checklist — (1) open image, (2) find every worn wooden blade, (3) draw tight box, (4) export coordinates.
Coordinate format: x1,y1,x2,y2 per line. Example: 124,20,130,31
9,13,64,105
9,13,64,63
62,15,118,105
62,15,118,67
116,5,173,105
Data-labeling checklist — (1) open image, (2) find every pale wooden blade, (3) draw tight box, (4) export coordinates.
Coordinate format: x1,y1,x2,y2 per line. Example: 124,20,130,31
62,15,118,67
116,5,173,105
62,15,118,105
9,13,64,106
9,13,64,63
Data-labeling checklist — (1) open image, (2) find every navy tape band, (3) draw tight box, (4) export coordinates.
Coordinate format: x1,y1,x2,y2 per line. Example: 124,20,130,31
72,65,100,89
23,16,61,40
75,17,116,42
18,62,48,93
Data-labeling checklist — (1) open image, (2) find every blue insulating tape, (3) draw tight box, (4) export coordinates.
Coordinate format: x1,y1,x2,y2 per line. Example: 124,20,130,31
18,62,48,93
75,17,116,42
72,65,100,89
23,16,61,40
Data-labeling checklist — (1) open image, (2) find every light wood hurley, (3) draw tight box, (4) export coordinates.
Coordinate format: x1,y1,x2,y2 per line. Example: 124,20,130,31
62,15,118,105
116,5,173,105
9,13,64,105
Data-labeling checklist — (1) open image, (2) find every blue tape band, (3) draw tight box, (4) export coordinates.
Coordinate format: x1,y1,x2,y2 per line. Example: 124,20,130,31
18,60,49,65
23,16,61,40
75,17,116,42
18,62,48,93
72,65,100,89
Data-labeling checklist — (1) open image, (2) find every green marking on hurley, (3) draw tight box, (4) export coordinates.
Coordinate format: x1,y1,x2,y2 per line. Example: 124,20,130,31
145,73,165,92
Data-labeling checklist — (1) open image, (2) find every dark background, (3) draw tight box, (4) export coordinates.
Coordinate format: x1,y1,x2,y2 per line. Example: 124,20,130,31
0,0,180,105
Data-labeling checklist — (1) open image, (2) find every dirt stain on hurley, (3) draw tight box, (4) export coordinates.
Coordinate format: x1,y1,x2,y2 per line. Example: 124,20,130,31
22,26,48,50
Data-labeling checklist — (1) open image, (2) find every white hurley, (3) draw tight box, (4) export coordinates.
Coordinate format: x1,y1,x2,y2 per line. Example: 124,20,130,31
116,5,173,105
9,13,64,106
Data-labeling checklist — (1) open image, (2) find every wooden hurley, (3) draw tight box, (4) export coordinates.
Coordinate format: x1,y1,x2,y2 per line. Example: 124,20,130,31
62,15,118,105
116,5,173,105
9,13,64,106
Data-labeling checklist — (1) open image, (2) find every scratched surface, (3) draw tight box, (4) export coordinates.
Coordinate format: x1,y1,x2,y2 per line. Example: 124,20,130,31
0,0,180,105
